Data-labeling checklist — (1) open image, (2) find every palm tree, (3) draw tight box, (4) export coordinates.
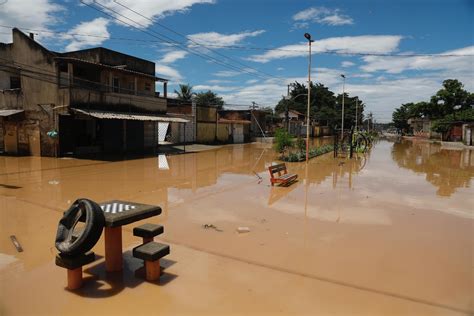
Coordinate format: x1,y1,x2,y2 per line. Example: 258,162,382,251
174,84,194,102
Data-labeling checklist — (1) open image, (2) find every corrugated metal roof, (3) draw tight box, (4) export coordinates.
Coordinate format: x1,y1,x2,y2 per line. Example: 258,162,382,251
55,57,168,82
72,109,189,123
0,109,24,117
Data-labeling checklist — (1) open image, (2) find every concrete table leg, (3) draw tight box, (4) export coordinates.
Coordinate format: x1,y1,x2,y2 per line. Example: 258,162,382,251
67,268,82,290
105,226,123,272
145,260,160,281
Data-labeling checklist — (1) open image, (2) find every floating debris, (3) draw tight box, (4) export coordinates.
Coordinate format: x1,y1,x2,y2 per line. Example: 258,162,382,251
10,235,23,252
202,224,223,232
237,226,251,233
48,180,60,185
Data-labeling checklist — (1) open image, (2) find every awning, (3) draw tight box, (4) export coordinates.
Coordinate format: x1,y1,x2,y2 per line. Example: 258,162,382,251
72,108,189,123
0,109,24,117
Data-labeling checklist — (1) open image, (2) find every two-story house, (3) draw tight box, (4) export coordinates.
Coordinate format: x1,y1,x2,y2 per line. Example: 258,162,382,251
0,28,187,156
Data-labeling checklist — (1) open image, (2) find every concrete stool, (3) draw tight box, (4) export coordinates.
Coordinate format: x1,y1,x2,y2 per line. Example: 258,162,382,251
133,242,169,281
55,252,95,290
133,223,164,244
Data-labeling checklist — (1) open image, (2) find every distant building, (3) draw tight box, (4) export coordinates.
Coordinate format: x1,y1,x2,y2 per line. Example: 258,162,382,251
278,110,307,136
407,117,431,138
0,28,187,156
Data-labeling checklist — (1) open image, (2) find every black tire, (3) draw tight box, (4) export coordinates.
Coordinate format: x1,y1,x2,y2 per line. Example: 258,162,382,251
55,198,105,256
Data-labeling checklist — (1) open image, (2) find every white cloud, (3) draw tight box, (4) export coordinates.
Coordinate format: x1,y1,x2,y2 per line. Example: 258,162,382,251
64,18,110,51
341,61,355,68
187,30,265,47
246,79,259,84
0,0,63,42
155,64,183,82
194,85,236,92
219,62,474,123
160,50,188,64
214,70,241,77
345,77,443,122
207,79,232,84
293,7,353,27
247,35,403,63
360,46,474,74
277,67,285,71
155,50,188,83
85,0,215,28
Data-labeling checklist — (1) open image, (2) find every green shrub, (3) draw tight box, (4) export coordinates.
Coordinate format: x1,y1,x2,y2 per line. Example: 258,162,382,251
281,144,333,162
295,137,306,153
274,128,293,153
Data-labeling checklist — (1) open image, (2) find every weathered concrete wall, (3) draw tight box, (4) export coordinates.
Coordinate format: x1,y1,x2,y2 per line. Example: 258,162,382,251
70,88,166,113
217,124,230,142
62,47,155,76
0,29,68,156
169,116,194,143
197,106,217,122
196,122,216,143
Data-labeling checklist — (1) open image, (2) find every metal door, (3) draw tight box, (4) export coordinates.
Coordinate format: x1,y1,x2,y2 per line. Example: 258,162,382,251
4,123,18,154
233,124,244,143
28,127,41,156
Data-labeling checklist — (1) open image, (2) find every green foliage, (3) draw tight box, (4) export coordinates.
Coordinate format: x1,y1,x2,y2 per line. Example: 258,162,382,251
392,79,473,133
392,103,412,133
195,90,225,108
282,144,333,162
174,84,194,102
431,108,474,133
275,82,365,130
274,128,293,153
295,137,306,153
286,152,305,162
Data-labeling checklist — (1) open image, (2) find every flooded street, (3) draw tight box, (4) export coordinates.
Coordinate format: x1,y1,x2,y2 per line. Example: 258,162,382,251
0,139,473,315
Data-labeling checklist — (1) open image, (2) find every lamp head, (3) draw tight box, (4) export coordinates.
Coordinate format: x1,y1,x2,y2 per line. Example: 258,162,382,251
304,33,312,41
340,74,346,78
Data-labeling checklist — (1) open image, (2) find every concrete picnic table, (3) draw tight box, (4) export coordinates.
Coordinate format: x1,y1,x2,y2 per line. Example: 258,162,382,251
98,200,161,272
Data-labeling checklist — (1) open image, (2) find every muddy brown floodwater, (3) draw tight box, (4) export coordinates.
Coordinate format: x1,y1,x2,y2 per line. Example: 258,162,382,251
0,139,473,315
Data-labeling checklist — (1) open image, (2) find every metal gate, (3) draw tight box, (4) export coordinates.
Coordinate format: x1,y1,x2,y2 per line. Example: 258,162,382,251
233,124,244,143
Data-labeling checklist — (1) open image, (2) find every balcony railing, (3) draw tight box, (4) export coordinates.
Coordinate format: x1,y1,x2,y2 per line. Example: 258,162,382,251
60,75,166,112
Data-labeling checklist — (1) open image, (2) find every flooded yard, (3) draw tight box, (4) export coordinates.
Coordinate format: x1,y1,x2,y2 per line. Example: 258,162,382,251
0,139,473,315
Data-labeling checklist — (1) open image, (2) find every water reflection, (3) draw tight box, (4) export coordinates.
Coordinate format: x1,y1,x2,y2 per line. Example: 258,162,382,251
392,140,474,196
267,152,369,206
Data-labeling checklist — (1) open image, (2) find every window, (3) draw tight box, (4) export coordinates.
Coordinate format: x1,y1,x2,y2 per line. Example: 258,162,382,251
112,77,119,93
10,76,21,89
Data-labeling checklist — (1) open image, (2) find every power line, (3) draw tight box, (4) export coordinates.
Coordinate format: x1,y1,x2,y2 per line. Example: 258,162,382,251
2,24,472,58
1,60,276,108
80,1,275,81
112,0,277,80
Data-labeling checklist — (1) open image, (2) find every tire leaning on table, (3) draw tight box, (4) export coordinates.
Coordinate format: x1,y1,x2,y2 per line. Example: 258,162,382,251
55,198,105,256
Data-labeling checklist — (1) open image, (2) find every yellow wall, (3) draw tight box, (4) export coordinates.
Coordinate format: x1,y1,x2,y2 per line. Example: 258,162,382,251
197,122,216,143
217,124,230,142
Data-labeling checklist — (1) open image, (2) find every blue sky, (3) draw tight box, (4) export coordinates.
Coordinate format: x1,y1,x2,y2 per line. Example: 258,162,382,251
1,0,473,122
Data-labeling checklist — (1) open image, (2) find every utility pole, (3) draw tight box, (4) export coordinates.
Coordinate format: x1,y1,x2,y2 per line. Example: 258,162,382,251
355,97,358,131
340,74,346,140
251,101,257,137
304,33,314,163
367,112,372,132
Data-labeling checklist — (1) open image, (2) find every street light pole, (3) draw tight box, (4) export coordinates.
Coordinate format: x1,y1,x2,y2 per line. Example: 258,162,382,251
304,33,313,163
340,74,345,140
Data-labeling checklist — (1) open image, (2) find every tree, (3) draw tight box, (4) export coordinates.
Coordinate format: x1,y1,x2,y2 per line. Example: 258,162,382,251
274,81,365,129
174,84,194,102
195,90,225,108
391,79,473,133
392,103,412,133
430,79,471,117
